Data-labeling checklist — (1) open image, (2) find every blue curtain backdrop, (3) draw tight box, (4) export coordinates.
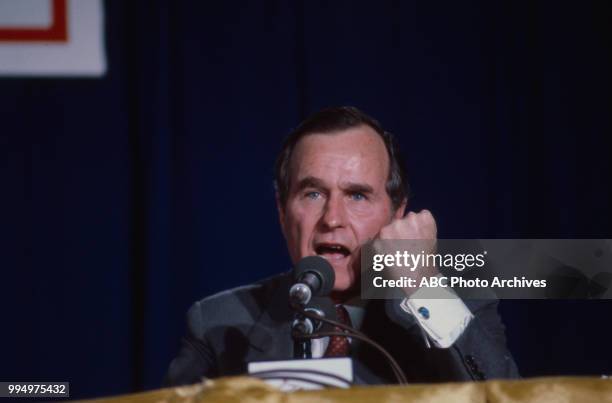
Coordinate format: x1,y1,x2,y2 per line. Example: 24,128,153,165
2,0,611,399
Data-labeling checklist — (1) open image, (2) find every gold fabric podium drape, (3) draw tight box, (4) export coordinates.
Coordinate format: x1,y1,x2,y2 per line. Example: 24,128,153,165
84,376,612,403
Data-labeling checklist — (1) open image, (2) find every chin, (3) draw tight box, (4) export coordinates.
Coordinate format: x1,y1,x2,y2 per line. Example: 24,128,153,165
332,280,351,292
316,255,358,294
331,271,357,292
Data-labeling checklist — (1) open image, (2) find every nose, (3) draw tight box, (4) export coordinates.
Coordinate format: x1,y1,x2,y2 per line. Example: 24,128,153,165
320,193,347,230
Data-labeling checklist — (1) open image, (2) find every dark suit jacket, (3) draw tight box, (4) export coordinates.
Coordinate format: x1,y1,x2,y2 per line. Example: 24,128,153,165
165,272,520,385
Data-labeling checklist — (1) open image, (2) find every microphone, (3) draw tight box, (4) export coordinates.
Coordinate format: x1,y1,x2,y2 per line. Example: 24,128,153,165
291,296,338,336
289,256,335,306
304,296,338,332
286,257,407,383
291,294,338,359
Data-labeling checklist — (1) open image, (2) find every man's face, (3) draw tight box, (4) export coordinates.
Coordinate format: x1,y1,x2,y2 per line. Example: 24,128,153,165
278,126,405,292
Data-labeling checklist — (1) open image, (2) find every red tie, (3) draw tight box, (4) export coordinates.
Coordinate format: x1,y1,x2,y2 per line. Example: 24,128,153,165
324,304,352,357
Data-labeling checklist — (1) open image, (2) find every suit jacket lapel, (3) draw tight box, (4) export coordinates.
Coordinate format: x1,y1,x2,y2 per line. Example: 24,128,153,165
244,272,295,362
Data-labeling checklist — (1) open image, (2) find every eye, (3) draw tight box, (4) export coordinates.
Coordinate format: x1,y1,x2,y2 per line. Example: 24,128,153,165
305,191,321,200
350,192,367,201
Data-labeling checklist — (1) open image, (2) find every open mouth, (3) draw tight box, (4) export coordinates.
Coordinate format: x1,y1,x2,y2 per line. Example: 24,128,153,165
315,243,351,260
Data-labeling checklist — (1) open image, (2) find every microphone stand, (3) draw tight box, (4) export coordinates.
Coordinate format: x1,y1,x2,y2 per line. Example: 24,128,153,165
292,314,313,359
291,301,328,359
291,304,408,384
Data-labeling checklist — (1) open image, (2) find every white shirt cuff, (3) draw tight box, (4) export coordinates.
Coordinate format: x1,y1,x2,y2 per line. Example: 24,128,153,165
399,286,473,348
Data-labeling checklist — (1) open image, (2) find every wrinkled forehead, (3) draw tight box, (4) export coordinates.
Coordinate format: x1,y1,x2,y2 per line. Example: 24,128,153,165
288,126,390,191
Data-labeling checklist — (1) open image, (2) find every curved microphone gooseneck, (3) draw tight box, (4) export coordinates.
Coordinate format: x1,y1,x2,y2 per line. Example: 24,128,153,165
291,302,408,385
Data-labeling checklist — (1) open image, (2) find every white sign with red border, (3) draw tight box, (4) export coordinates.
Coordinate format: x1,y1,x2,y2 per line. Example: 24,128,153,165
0,0,106,77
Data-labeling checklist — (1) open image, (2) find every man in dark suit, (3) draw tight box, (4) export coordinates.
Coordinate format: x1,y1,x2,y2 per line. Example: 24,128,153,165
166,106,520,385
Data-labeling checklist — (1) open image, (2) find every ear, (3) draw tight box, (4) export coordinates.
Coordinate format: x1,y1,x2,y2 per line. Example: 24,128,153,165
393,198,408,219
275,192,287,238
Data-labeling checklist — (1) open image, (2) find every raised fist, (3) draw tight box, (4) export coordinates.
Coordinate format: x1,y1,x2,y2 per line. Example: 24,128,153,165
379,209,437,249
371,209,439,295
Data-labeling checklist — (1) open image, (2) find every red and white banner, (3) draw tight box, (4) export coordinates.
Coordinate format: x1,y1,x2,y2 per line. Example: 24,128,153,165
0,0,106,77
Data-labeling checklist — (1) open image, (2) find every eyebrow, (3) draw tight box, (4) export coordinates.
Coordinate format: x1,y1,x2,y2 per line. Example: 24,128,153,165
294,176,327,192
343,182,374,195
294,176,374,195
